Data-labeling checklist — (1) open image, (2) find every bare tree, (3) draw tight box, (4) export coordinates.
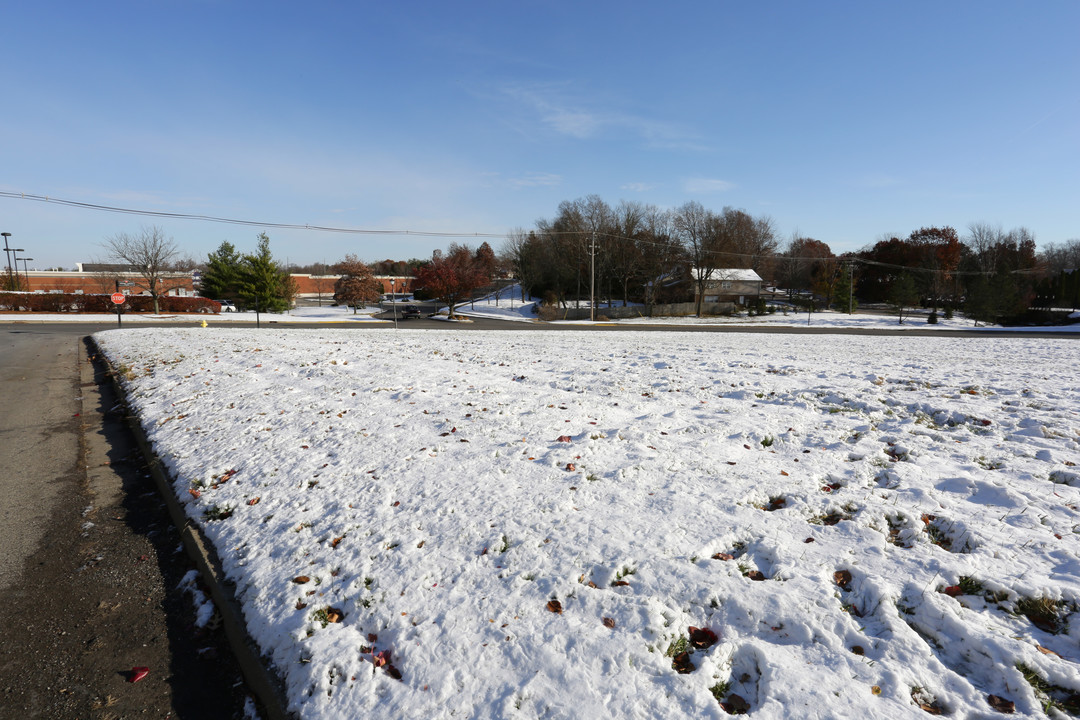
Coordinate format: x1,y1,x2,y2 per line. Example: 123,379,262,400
674,201,720,316
101,225,181,313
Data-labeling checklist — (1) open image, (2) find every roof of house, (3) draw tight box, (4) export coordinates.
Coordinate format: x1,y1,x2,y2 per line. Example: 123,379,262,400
690,268,763,282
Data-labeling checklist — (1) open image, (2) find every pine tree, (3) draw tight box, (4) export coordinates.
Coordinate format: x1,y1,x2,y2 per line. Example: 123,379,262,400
200,241,243,303
238,233,292,313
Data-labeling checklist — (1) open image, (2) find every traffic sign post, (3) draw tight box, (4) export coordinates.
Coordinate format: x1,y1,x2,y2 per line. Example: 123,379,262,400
112,285,125,327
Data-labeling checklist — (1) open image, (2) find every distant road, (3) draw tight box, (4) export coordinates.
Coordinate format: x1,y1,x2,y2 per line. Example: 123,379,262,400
1,316,1078,339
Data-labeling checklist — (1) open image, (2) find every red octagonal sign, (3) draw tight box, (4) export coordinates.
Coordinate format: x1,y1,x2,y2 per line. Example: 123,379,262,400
111,292,126,305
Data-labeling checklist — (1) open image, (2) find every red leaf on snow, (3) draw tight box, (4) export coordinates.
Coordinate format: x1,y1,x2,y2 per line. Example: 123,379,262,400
188,489,201,499
556,435,573,443
128,667,149,683
712,553,734,561
247,496,260,506
688,626,718,649
942,585,963,597
565,463,576,471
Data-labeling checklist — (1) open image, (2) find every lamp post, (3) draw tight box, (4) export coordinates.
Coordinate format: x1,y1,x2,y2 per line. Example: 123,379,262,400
2,233,25,291
18,256,33,292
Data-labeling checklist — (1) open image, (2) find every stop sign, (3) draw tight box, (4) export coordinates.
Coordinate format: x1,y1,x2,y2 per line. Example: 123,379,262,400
111,292,126,305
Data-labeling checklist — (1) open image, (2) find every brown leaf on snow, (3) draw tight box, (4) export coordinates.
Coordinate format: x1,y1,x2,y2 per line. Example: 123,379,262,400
331,536,344,549
295,601,307,610
292,576,311,584
546,600,563,614
834,570,853,591
602,617,616,629
712,553,734,561
780,470,790,476
565,463,576,471
746,570,766,581
987,695,1014,713
325,608,344,623
611,580,630,587
556,435,573,443
1036,644,1060,657
671,651,695,674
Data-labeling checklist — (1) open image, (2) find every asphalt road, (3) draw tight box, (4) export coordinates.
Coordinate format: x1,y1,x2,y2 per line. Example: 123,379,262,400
4,315,1078,338
0,325,247,719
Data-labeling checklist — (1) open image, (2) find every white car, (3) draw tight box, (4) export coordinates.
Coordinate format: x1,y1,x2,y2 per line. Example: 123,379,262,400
216,300,236,312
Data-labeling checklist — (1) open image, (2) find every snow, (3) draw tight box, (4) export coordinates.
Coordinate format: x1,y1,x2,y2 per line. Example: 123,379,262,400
93,328,1080,719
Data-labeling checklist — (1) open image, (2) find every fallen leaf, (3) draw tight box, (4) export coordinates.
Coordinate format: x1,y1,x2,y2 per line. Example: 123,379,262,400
325,608,343,623
722,694,750,713
294,601,307,610
565,463,576,471
367,633,378,642
602,617,616,629
128,667,149,683
780,470,789,476
417,540,425,549
712,552,734,561
834,570,853,591
747,570,766,581
942,585,962,597
331,536,344,548
850,645,864,655
292,576,310,584
556,435,572,443
804,537,815,543
611,580,630,587
688,626,718,649
546,599,563,614
1036,644,1060,657
871,685,881,695
987,695,1014,713
671,651,695,674
246,496,260,506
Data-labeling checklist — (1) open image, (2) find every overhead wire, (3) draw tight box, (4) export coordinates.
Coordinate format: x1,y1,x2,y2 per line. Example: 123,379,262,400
1,190,1039,275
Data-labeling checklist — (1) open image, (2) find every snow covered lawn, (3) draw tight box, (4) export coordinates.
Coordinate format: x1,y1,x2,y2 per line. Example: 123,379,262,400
94,329,1080,719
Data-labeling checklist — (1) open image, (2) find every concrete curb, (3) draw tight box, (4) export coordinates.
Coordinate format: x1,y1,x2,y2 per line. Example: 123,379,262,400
88,336,293,720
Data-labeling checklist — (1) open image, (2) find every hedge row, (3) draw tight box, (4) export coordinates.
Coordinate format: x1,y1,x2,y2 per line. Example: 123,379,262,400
0,292,221,314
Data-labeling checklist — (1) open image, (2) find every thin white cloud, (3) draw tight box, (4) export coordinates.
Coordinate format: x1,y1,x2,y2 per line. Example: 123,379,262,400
506,172,563,188
683,177,735,194
498,82,700,148
621,182,656,193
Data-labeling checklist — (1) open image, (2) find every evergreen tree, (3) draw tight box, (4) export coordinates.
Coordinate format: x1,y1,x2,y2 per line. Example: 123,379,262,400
200,241,243,303
833,263,858,314
238,233,292,312
887,273,919,324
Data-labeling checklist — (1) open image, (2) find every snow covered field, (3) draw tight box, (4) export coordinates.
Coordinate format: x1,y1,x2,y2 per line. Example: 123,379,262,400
93,328,1080,719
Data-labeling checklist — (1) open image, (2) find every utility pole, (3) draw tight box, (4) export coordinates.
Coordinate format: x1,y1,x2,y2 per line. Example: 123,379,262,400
848,261,854,315
589,232,596,322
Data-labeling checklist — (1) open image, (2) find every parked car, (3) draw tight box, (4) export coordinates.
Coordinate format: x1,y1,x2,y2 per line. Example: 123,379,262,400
402,304,421,318
216,300,236,312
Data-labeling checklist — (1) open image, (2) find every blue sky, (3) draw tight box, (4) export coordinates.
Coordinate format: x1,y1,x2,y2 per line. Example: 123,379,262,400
2,1,1077,269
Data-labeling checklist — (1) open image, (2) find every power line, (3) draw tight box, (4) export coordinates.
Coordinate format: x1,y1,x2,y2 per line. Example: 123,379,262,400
0,190,509,239
2,189,1042,275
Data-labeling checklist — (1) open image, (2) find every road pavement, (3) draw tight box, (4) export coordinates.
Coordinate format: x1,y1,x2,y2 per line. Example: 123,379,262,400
0,325,247,719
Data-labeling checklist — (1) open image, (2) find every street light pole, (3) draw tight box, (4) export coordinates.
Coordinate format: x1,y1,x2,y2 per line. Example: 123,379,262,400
2,232,25,291
18,256,33,292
